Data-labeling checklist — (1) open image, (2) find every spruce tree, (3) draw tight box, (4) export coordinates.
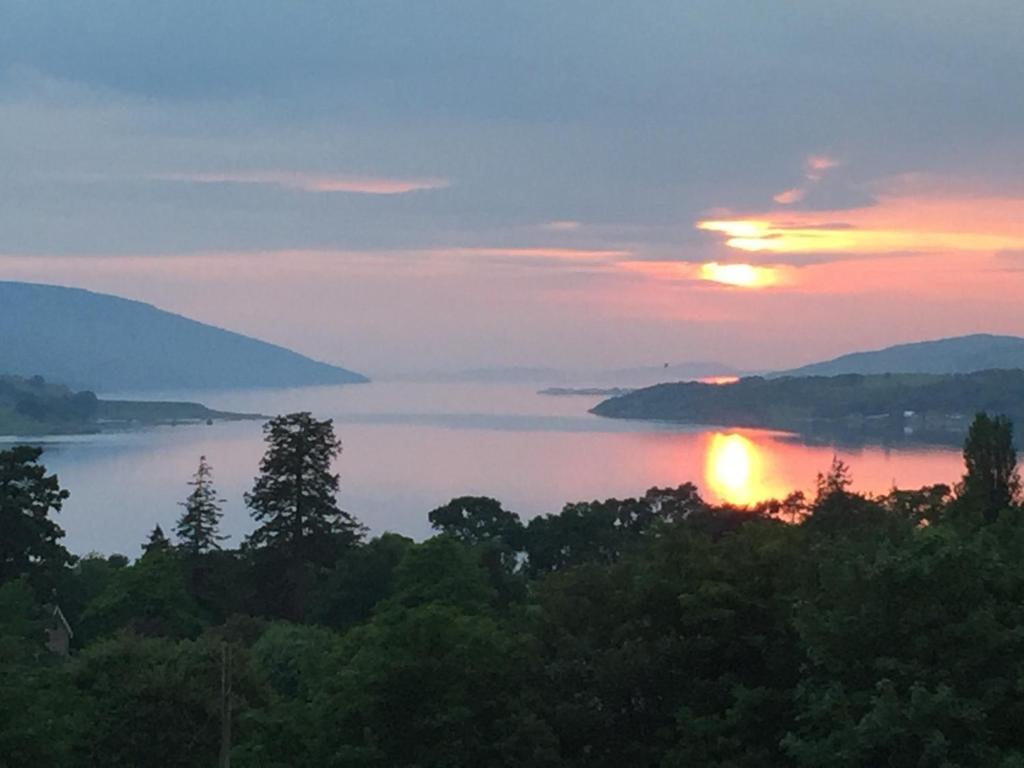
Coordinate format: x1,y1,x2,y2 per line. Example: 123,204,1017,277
142,524,171,556
244,412,363,566
175,455,227,555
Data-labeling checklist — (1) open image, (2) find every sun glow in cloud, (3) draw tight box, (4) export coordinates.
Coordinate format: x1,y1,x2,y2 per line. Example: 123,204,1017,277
616,259,790,289
699,261,781,287
698,185,1024,257
157,171,449,195
698,216,1024,255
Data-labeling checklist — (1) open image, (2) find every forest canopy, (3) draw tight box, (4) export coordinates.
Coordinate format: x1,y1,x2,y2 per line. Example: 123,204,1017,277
1,411,1023,767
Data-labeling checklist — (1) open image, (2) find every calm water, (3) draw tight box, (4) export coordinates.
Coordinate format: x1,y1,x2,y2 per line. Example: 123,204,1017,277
4,382,966,555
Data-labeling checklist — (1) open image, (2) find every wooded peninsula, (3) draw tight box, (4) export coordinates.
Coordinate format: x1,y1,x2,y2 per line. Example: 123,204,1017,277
0,374,261,435
592,369,1024,443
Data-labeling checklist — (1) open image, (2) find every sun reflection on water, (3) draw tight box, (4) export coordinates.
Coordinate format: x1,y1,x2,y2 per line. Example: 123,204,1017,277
704,432,781,506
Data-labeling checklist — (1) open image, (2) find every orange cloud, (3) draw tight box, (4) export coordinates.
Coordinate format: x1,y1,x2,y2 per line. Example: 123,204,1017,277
157,170,449,194
698,189,1024,257
618,259,789,289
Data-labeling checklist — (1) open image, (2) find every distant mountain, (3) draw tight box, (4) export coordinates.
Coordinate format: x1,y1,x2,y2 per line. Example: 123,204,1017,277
0,281,368,392
776,335,1024,377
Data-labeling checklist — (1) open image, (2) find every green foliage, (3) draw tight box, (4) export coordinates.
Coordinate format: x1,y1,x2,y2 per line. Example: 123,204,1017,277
312,604,559,767
175,455,227,554
428,495,524,547
8,422,1024,765
533,517,800,767
0,445,71,595
523,484,707,573
245,412,363,563
77,549,203,643
141,524,171,556
309,533,413,629
244,412,365,619
959,412,1021,522
69,633,260,768
0,580,82,767
383,535,497,613
785,523,1024,766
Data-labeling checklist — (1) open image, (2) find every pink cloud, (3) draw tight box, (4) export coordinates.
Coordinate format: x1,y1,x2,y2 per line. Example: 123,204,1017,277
772,187,806,205
543,220,583,232
804,154,842,181
156,170,449,195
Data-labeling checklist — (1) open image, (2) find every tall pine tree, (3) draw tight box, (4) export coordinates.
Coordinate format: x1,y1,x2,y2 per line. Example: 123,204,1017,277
244,412,363,566
175,455,227,555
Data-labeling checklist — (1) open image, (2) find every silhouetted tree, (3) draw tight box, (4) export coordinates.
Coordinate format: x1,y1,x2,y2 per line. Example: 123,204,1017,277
0,446,71,594
175,456,226,555
816,455,852,502
959,412,1020,523
142,524,171,557
245,413,363,564
428,496,524,547
244,413,363,618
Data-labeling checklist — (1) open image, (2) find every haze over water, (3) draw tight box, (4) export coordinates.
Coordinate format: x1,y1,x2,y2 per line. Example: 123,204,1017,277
11,381,965,555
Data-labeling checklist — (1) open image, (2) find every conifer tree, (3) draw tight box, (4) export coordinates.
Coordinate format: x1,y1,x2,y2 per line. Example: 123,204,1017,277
175,455,227,555
244,412,363,566
142,524,171,556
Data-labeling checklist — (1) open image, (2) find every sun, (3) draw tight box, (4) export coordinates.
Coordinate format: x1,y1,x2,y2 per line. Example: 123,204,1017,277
699,261,778,288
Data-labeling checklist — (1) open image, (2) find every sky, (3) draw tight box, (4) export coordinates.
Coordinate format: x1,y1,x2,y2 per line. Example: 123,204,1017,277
2,0,1024,376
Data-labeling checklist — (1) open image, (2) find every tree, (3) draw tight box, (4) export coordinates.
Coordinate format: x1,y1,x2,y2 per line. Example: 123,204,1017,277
70,634,255,768
141,524,171,557
428,496,524,547
0,578,83,766
78,549,203,642
175,456,227,555
309,533,414,630
959,412,1020,523
244,412,364,564
244,413,364,619
309,605,559,767
816,455,853,502
0,445,72,593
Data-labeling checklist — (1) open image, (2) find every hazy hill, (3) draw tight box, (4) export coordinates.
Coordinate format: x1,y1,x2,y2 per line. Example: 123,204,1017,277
0,282,368,392
777,334,1024,377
